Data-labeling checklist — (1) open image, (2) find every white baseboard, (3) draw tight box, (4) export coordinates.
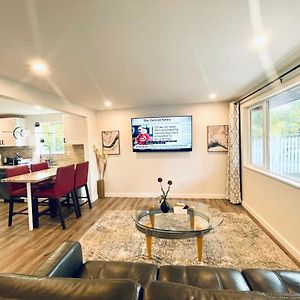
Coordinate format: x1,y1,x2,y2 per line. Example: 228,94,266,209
242,202,300,262
105,192,226,199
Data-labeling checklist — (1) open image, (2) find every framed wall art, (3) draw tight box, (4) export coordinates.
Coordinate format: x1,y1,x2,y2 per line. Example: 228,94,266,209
207,125,228,152
102,130,120,155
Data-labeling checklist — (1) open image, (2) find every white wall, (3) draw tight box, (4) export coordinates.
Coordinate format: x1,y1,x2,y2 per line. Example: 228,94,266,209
96,102,229,198
0,76,99,201
241,75,300,262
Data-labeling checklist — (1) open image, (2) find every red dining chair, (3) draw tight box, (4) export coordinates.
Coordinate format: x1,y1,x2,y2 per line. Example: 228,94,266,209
30,162,49,172
33,164,79,229
5,165,30,226
30,161,54,188
74,161,92,215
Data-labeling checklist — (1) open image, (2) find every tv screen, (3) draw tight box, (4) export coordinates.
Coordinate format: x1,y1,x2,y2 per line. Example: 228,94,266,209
131,116,192,152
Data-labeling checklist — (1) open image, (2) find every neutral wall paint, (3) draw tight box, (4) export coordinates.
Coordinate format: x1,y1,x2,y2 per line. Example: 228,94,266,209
240,75,300,262
0,76,99,201
96,102,229,198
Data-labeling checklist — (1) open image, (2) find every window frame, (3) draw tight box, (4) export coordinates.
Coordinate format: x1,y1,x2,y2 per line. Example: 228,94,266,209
39,121,64,155
246,87,300,189
248,102,266,171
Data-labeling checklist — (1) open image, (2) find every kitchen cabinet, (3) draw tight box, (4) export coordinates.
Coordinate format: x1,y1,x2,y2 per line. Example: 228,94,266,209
0,118,27,147
0,167,9,200
63,114,87,144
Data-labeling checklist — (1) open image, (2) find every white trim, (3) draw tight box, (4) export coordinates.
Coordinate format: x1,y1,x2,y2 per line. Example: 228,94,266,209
241,79,300,109
105,193,226,199
91,196,98,203
242,201,300,262
263,101,268,171
244,164,300,189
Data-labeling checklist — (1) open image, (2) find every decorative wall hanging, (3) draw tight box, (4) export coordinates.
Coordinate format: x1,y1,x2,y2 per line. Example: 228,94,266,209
207,125,228,152
102,130,120,155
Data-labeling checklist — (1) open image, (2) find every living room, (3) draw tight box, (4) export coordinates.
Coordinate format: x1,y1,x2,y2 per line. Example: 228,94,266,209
0,1,299,299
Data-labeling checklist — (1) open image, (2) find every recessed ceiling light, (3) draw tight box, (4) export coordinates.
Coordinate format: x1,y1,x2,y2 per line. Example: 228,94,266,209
209,93,217,100
34,105,42,110
254,35,267,46
104,100,112,107
29,60,50,76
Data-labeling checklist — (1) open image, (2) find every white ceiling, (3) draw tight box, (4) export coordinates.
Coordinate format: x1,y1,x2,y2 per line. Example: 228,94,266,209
0,96,58,115
0,0,300,111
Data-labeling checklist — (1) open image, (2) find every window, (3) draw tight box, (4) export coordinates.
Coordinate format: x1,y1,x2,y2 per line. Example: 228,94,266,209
269,97,300,180
40,122,64,154
250,105,264,167
248,85,300,183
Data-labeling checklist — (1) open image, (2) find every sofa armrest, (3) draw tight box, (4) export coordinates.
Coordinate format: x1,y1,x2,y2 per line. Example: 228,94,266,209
0,274,142,300
33,240,83,277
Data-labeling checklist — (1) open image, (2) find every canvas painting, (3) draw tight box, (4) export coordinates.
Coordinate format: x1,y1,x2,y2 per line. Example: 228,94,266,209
102,130,120,155
207,125,228,152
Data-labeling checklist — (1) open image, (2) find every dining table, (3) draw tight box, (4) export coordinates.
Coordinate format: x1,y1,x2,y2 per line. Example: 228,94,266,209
1,167,58,231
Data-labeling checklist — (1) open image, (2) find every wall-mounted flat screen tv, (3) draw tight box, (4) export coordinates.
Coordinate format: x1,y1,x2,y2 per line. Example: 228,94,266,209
131,115,192,152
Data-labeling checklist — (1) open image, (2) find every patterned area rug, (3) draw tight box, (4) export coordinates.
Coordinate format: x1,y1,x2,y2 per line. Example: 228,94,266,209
79,210,299,270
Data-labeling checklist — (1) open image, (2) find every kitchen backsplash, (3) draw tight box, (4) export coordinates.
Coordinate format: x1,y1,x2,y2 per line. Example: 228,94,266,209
0,144,85,165
41,144,85,165
0,146,32,159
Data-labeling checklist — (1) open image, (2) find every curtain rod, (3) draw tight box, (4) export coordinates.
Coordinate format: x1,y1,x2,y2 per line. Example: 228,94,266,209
234,62,300,105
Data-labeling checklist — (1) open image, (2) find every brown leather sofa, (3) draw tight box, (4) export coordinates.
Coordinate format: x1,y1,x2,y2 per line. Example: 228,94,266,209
0,240,299,299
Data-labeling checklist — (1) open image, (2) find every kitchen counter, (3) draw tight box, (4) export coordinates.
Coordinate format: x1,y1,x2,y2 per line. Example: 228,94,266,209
0,159,33,168
0,168,9,200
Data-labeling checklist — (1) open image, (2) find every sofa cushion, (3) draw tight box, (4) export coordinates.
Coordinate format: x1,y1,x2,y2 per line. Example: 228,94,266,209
242,269,300,294
144,281,300,300
77,261,158,287
276,271,300,293
159,265,250,291
0,274,141,300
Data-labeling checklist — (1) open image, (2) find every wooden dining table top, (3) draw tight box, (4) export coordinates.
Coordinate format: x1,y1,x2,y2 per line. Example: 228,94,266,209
1,167,58,184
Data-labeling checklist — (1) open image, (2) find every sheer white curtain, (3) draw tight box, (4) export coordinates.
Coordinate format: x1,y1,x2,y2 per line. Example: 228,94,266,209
226,102,242,204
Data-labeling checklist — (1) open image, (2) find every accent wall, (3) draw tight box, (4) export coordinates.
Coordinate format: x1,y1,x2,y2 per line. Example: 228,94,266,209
96,102,229,198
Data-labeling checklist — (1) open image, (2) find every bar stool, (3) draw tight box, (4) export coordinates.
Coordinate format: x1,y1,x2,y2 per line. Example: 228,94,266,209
30,161,56,227
30,161,54,188
74,161,92,215
5,165,30,226
33,164,79,229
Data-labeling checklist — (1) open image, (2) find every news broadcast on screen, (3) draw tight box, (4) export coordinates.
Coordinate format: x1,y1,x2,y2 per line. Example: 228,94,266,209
131,116,192,152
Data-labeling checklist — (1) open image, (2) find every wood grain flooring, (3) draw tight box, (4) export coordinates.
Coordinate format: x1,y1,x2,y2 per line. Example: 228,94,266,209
0,197,296,274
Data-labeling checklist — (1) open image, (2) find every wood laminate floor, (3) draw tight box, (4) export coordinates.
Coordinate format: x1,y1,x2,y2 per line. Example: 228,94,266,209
0,197,295,274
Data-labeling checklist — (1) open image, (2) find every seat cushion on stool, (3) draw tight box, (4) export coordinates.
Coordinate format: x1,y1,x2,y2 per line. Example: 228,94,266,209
77,261,158,288
10,188,27,197
33,186,56,198
158,265,251,291
242,269,300,294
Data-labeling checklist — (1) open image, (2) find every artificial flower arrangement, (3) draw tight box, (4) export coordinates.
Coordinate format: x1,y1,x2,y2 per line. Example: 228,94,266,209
93,144,108,179
157,177,172,212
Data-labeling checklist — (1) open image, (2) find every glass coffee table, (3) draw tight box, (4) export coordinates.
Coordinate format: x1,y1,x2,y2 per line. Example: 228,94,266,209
132,206,223,261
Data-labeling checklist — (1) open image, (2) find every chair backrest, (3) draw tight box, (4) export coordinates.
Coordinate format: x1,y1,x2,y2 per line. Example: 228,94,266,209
74,161,89,189
5,165,30,194
54,164,75,197
31,162,49,172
